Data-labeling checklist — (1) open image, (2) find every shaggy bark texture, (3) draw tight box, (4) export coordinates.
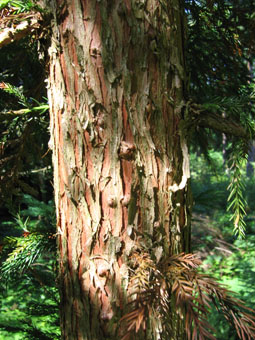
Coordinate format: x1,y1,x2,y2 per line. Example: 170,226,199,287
46,0,190,338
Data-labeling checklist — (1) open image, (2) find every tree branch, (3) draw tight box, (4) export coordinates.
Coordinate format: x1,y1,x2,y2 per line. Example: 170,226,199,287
196,112,249,138
0,12,41,48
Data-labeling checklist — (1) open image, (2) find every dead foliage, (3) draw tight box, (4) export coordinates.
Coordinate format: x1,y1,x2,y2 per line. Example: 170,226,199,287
119,252,255,340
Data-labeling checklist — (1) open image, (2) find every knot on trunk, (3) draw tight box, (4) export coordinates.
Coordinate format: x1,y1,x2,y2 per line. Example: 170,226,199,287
107,195,117,208
119,141,136,160
120,194,131,206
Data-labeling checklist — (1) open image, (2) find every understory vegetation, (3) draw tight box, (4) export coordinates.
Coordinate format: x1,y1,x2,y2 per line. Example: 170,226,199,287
191,151,255,339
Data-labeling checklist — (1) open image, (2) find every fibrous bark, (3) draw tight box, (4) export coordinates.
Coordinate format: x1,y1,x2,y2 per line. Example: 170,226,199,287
46,0,190,339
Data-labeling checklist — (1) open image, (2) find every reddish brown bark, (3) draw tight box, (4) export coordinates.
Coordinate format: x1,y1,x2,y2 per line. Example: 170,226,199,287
46,0,190,338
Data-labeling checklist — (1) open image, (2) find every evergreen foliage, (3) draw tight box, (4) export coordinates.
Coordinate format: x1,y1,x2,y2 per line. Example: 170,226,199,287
227,141,248,238
0,195,59,339
186,0,255,236
191,151,255,339
0,39,51,210
1,195,55,278
0,7,55,339
0,0,33,12
185,0,255,99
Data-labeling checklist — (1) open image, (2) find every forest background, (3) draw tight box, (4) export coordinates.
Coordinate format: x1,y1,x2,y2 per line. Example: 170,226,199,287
0,0,255,339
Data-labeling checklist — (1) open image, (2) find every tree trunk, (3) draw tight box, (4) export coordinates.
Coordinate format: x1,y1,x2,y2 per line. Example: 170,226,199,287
46,0,190,338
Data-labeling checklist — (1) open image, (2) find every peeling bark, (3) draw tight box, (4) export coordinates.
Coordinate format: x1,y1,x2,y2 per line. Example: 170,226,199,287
46,0,191,339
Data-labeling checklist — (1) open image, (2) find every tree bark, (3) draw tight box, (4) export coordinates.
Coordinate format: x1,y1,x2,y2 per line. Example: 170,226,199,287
46,0,190,338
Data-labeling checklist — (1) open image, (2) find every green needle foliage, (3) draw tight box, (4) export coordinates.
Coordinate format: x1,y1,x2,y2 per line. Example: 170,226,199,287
0,0,9,10
227,143,248,238
0,71,51,209
185,0,255,238
0,8,56,339
1,194,56,279
198,93,254,237
2,233,54,278
0,195,59,339
0,0,33,12
188,94,254,237
191,150,255,339
1,82,49,114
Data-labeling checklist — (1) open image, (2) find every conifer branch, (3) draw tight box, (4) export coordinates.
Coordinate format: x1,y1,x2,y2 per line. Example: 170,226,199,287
227,141,248,238
186,97,254,139
119,251,255,340
0,11,41,48
197,112,248,138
